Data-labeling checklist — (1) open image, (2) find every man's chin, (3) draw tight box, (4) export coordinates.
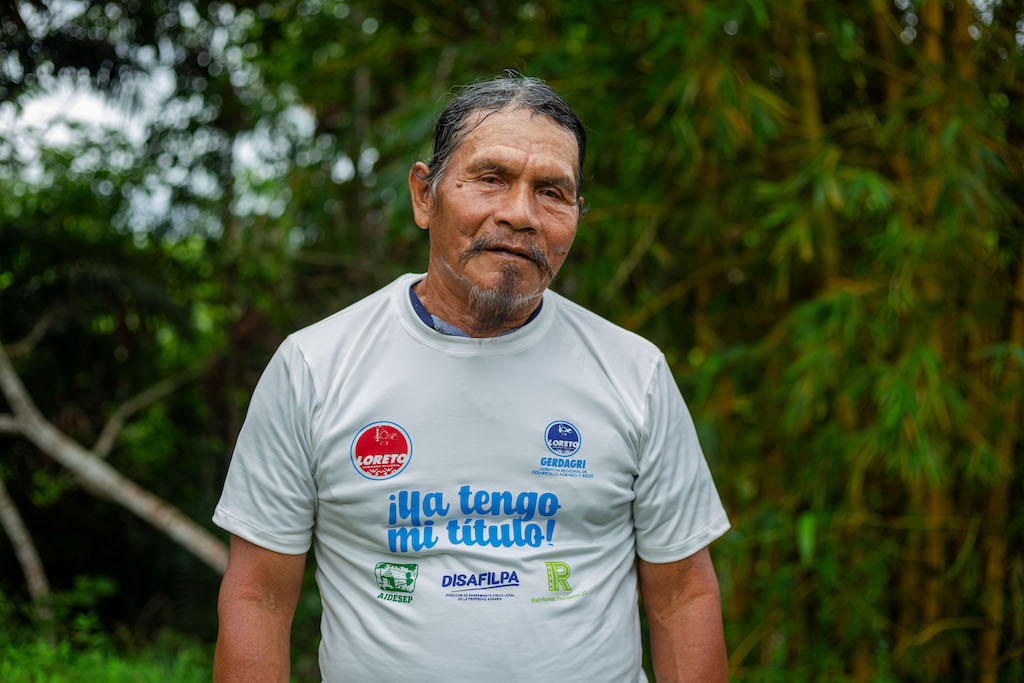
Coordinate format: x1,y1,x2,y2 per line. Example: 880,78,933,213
466,264,540,335
471,266,548,298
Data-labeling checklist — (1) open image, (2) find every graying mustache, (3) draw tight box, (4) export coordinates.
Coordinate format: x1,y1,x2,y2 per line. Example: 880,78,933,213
460,238,553,278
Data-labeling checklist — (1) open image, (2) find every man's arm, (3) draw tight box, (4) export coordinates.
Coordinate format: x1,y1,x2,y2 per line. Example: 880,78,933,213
638,547,728,682
214,534,307,683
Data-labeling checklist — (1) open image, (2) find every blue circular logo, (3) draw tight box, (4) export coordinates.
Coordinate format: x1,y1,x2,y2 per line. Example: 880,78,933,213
545,421,581,457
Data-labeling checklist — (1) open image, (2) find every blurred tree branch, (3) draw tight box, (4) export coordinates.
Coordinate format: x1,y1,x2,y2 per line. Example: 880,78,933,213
93,354,220,459
5,306,70,360
0,414,18,434
0,341,228,573
0,475,52,622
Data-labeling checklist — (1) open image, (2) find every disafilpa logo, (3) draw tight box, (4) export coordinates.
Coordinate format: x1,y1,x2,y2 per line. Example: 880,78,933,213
375,562,418,604
545,561,571,591
442,570,520,591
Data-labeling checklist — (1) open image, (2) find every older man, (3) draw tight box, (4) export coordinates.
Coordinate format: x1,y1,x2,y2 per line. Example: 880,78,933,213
213,75,729,682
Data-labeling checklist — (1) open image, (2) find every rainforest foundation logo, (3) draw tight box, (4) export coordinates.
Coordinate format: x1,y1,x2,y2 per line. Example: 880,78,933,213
545,561,571,591
531,561,588,604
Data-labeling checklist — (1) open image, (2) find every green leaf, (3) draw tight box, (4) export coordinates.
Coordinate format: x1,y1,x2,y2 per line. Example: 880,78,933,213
796,512,816,566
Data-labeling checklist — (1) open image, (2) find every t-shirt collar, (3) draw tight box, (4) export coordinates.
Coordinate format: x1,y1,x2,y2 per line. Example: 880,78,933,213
408,283,543,338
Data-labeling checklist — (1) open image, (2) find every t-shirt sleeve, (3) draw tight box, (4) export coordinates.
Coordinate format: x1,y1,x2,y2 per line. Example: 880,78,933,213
213,337,318,555
632,355,729,563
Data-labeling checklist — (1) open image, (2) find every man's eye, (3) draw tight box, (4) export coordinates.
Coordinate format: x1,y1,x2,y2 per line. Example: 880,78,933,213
482,176,502,184
542,189,563,199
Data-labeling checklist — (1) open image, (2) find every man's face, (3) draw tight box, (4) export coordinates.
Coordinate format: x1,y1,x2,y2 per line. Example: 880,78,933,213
410,108,581,312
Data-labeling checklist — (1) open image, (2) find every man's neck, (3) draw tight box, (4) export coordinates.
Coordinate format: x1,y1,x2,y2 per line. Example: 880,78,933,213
413,272,542,338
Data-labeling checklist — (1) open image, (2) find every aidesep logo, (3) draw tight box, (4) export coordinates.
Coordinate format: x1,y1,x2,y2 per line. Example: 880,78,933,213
544,421,581,457
351,421,412,480
375,562,418,604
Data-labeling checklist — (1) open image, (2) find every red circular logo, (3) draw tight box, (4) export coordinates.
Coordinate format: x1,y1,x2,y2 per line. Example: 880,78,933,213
350,422,411,480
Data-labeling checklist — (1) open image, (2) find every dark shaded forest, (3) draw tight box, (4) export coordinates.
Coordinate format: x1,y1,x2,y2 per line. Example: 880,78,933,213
1,1,1022,680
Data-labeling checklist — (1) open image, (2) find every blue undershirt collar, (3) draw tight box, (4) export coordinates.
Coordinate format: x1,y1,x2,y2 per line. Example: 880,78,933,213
409,285,542,337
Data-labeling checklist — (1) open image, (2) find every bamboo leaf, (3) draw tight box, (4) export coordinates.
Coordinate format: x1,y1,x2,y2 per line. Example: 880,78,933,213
796,512,816,566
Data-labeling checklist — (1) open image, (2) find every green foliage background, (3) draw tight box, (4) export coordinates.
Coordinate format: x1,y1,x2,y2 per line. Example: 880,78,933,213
1,0,1022,680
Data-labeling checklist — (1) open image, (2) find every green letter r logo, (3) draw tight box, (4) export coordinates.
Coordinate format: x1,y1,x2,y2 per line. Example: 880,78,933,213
545,561,572,591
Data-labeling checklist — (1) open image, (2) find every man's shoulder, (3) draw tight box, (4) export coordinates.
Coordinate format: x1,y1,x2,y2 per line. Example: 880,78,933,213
285,274,407,364
547,289,663,361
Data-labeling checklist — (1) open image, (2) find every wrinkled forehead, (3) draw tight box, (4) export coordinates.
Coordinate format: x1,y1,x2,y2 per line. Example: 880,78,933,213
453,108,580,178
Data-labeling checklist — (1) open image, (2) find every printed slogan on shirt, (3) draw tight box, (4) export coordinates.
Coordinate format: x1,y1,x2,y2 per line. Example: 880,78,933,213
386,485,561,553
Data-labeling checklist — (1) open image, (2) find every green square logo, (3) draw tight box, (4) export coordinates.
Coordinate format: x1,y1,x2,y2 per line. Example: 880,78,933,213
375,562,419,593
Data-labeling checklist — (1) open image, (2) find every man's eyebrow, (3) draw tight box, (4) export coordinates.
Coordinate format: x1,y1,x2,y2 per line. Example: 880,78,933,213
467,157,577,197
466,158,514,174
537,175,576,197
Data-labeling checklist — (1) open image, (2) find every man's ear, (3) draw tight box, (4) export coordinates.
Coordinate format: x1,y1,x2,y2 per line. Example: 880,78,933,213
409,162,433,230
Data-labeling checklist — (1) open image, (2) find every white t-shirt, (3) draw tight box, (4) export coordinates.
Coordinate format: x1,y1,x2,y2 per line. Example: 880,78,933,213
214,273,729,682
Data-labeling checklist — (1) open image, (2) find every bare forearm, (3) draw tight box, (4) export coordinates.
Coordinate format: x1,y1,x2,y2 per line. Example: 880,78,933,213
648,590,727,682
213,597,293,682
213,536,305,683
639,549,728,682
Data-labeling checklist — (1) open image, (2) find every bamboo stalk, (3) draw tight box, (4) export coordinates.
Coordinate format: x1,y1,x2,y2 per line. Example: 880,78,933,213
922,2,952,667
979,241,1023,681
921,0,944,66
791,0,822,144
897,481,924,661
953,0,976,83
923,484,951,672
870,0,902,103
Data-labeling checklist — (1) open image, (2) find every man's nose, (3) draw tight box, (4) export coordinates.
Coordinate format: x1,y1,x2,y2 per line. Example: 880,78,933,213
495,182,536,231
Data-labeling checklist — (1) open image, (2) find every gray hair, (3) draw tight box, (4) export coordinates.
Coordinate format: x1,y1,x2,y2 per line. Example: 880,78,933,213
419,73,587,205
